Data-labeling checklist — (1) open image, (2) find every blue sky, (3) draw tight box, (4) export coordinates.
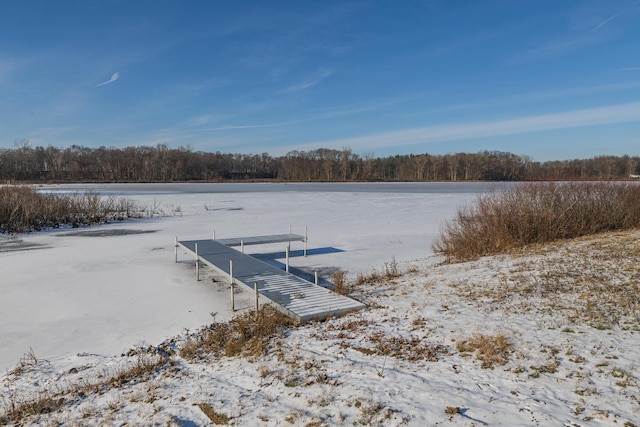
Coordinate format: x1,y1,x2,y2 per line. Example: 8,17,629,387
1,0,640,161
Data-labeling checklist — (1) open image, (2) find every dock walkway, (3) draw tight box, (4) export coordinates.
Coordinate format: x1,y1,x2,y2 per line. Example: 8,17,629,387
176,236,365,322
215,233,305,247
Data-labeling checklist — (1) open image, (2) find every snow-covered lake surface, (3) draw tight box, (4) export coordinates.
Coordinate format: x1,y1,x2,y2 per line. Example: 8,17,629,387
0,182,491,372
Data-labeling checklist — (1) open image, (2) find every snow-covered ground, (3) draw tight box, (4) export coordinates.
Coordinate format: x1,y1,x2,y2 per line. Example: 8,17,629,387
2,183,638,425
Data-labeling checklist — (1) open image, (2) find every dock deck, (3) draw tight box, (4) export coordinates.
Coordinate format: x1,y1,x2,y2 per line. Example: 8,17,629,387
215,233,305,247
176,237,365,322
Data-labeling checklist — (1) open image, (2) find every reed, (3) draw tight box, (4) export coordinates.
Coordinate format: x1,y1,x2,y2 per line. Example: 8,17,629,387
0,185,143,233
433,182,640,261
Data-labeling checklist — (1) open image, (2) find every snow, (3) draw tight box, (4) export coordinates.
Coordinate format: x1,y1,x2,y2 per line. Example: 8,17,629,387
1,183,638,425
1,183,473,373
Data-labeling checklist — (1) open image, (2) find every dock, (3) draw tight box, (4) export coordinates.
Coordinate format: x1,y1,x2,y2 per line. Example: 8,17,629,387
176,234,366,323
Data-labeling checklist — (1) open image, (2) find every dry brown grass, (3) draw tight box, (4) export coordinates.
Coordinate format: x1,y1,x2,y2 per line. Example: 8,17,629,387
362,332,448,362
331,270,351,295
198,402,230,424
353,270,382,287
434,182,640,261
7,347,48,377
457,333,514,369
180,305,294,360
0,352,166,425
103,353,166,389
383,257,399,278
353,258,400,287
326,323,448,362
0,391,65,425
354,399,400,425
445,406,461,415
453,231,640,328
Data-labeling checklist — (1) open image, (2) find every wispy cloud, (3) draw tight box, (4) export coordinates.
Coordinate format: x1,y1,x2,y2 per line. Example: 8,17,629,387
204,123,291,131
290,102,640,152
186,113,227,126
590,12,620,31
508,34,599,63
510,1,640,63
305,96,408,120
283,69,332,93
188,96,404,133
618,66,640,71
589,0,640,32
97,72,120,87
502,82,640,103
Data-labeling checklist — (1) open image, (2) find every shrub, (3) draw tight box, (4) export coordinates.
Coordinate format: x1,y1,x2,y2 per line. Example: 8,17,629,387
0,185,143,233
433,182,640,261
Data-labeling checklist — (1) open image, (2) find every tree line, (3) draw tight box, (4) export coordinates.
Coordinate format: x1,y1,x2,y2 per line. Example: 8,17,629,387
1,141,638,182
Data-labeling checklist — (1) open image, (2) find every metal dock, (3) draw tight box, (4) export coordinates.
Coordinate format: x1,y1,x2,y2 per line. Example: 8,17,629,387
216,234,306,247
176,235,366,323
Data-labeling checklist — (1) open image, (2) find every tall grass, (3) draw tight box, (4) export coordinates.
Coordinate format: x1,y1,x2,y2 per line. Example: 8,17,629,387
434,182,640,261
180,305,293,360
0,186,142,233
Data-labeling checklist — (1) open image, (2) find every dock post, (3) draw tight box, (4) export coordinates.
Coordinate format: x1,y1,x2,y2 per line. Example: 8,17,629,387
304,225,308,257
288,224,291,251
213,229,216,240
230,260,234,311
315,270,318,286
195,243,199,281
285,246,290,273
241,239,244,254
254,282,259,318
174,237,178,263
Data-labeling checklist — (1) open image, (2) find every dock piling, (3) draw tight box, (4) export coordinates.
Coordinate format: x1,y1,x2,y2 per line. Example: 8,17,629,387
195,243,199,281
286,246,290,273
230,260,234,311
254,282,259,318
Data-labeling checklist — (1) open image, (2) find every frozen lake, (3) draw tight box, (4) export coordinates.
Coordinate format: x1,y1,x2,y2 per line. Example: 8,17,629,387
40,181,515,195
1,182,503,372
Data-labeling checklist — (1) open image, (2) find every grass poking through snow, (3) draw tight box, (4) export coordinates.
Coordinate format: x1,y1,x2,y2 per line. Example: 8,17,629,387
457,333,514,369
180,305,294,360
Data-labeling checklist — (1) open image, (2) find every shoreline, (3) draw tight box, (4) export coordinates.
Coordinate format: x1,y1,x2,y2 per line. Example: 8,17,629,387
3,229,639,425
